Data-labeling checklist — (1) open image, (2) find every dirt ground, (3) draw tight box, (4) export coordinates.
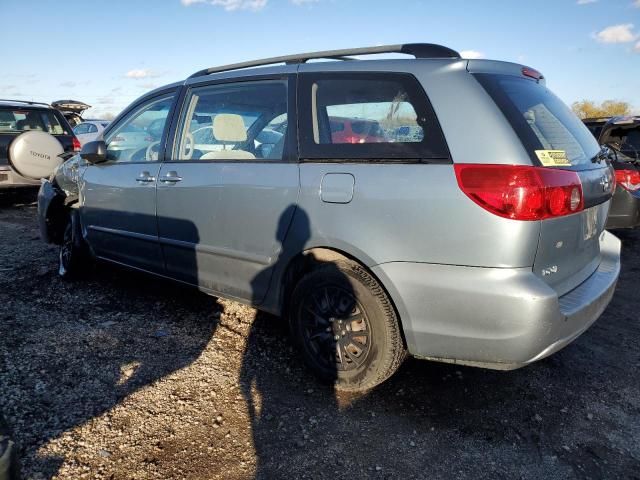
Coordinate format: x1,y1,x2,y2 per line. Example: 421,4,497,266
0,194,639,480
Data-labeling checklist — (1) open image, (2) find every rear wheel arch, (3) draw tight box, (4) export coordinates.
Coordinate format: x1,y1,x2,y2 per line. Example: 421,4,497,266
279,247,407,348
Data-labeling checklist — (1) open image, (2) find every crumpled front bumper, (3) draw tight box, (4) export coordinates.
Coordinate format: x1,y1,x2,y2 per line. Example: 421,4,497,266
37,179,65,244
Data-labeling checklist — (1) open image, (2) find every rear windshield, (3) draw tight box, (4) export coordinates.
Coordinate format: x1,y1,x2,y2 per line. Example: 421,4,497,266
0,108,70,135
475,74,600,170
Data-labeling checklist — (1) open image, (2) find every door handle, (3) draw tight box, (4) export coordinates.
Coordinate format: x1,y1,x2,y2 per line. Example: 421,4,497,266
136,171,156,183
159,171,183,183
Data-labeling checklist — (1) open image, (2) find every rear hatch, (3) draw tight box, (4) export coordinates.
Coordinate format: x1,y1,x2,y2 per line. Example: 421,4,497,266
51,100,91,127
474,70,614,296
0,106,76,168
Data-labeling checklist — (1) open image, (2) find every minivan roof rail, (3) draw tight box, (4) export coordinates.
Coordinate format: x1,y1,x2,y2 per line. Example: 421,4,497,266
0,98,50,107
188,43,461,79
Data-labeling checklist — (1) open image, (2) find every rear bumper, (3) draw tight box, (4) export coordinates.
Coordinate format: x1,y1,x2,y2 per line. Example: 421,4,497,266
606,187,640,230
372,231,621,370
0,166,40,189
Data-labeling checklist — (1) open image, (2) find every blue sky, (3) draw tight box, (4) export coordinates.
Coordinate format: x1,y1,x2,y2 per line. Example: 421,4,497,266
1,0,638,118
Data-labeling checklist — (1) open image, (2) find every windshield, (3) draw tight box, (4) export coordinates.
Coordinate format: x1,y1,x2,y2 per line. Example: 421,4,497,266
0,108,69,135
475,74,600,170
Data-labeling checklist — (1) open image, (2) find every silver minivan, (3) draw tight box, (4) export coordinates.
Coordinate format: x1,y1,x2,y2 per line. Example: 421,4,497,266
35,44,621,391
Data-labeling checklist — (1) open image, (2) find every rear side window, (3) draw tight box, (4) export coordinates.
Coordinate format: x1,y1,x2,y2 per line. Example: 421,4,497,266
475,74,600,170
0,108,69,135
299,73,449,161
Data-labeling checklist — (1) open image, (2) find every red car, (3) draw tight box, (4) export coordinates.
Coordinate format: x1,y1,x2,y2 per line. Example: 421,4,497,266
329,117,387,143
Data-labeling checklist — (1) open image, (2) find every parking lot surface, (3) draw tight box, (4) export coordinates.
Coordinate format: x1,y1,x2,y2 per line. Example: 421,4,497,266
0,197,639,480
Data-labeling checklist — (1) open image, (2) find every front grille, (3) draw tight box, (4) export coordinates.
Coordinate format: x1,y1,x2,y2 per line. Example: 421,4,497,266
0,173,8,183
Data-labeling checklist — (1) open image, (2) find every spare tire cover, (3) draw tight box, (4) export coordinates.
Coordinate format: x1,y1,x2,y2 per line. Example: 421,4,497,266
8,131,65,180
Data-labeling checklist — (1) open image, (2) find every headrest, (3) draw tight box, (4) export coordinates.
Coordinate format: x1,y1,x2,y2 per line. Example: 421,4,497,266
213,114,247,143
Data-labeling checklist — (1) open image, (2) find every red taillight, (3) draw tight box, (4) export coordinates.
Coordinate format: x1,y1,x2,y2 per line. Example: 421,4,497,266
72,136,81,152
454,164,584,221
615,169,640,192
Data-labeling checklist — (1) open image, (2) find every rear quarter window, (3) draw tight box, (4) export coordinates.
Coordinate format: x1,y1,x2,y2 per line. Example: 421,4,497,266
298,73,449,162
475,74,600,170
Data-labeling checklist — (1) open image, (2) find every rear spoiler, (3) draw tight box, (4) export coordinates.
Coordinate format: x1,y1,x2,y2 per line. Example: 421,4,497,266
466,60,546,85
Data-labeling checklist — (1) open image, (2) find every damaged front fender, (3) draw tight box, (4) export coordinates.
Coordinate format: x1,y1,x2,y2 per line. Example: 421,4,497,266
38,155,85,245
37,179,69,245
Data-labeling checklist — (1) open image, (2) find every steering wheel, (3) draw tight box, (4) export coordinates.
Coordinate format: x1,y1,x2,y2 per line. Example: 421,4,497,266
145,141,161,161
182,132,195,160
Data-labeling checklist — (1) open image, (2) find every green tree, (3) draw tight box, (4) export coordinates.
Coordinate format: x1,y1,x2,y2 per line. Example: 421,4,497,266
571,99,631,119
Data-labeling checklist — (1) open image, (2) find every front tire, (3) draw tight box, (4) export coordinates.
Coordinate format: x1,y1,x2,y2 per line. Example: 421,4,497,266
58,213,89,279
289,260,406,392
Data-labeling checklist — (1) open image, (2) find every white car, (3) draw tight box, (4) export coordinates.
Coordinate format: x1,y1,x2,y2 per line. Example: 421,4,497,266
73,120,110,145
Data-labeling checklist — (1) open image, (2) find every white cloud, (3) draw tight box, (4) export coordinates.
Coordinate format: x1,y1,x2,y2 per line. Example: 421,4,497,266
594,23,638,43
59,81,77,88
634,0,640,7
577,0,597,4
291,0,318,4
125,69,158,79
460,50,484,59
181,0,267,11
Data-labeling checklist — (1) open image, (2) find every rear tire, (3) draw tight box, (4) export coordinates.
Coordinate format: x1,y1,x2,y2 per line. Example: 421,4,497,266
289,260,406,392
58,213,89,279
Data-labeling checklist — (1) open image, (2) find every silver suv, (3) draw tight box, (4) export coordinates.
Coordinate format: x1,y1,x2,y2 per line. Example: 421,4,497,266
36,44,621,391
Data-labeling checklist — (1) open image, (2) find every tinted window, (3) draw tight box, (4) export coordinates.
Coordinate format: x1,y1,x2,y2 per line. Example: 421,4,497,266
475,74,600,169
0,108,69,135
175,81,288,161
299,73,448,161
104,94,175,162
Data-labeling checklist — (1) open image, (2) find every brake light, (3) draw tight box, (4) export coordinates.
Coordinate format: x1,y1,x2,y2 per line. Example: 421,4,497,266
615,169,640,192
72,136,81,152
522,67,544,80
454,164,584,220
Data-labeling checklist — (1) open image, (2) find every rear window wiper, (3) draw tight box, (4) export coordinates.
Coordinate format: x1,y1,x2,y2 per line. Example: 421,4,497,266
591,145,610,164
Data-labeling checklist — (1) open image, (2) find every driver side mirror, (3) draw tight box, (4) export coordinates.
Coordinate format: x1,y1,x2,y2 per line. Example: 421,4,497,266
80,140,107,164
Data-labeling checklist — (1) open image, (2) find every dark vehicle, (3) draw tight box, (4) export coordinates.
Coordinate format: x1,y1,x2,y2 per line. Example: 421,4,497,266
51,100,91,127
583,117,610,140
0,99,80,189
585,116,640,229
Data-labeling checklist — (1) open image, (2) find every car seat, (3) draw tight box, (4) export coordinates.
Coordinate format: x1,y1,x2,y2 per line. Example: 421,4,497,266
199,114,255,160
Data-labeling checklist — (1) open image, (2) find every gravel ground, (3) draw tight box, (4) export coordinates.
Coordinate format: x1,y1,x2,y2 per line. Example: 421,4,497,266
0,195,639,480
